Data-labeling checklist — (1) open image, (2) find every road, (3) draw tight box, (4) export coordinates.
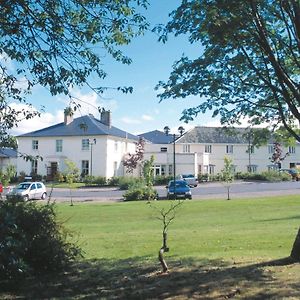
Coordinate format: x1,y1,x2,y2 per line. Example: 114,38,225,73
48,180,300,203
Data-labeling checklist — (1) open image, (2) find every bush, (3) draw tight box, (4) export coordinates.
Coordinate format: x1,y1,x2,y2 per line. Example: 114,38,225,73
235,170,291,182
0,201,82,281
83,175,107,186
107,176,120,186
153,175,173,185
123,183,158,201
118,177,142,190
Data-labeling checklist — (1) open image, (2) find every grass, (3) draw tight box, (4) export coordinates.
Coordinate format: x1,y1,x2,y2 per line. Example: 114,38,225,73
2,195,300,299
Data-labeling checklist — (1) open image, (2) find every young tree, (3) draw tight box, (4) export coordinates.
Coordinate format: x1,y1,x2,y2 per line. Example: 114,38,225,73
157,1,300,140
270,142,289,169
64,159,80,206
0,0,148,145
220,157,235,200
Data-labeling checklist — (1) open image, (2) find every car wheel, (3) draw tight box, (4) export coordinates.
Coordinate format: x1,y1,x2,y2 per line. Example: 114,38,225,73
23,195,29,201
41,192,47,200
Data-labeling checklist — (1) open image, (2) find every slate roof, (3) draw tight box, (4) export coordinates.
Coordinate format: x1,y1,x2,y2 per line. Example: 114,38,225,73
138,130,178,144
0,148,18,158
177,126,270,144
18,115,138,140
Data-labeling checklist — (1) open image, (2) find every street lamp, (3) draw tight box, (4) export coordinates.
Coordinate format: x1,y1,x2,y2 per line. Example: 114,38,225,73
164,126,185,199
89,138,96,176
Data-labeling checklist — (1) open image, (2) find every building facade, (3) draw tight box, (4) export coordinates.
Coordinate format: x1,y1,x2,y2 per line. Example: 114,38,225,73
140,127,300,177
16,111,138,179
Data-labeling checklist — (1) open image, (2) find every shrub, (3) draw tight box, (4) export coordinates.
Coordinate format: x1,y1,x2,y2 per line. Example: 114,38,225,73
123,183,158,201
153,175,173,185
118,177,142,190
82,175,107,186
107,176,120,186
0,201,82,282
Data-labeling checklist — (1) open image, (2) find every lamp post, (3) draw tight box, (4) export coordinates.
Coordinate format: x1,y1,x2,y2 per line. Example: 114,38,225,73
164,126,185,200
89,138,96,176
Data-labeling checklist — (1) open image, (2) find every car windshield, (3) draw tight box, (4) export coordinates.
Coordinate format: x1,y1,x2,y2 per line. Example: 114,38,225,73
182,174,194,178
17,183,30,190
169,181,188,188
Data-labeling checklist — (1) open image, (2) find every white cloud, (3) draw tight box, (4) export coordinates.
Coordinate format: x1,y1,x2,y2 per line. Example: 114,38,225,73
142,114,154,121
8,102,63,135
121,117,141,124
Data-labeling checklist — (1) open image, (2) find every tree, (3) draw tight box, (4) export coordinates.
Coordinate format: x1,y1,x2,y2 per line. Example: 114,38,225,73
0,0,148,145
157,0,300,141
64,159,80,206
157,0,300,261
220,157,235,200
123,138,145,173
270,142,289,169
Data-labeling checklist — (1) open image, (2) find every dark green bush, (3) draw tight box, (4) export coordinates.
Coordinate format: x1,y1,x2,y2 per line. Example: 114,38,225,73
0,201,82,281
153,175,173,185
118,177,142,190
107,176,120,186
234,170,291,182
82,175,107,186
123,183,158,201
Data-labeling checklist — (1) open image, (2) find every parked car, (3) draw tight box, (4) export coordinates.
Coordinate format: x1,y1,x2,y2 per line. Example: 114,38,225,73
166,180,192,199
6,182,47,201
280,169,300,181
179,174,199,187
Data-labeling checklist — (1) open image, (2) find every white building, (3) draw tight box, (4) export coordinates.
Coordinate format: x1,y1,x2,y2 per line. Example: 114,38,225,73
0,148,18,171
140,127,300,177
16,110,138,179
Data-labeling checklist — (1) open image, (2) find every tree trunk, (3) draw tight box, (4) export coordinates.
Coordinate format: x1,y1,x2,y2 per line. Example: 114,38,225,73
290,227,300,261
158,248,168,273
158,232,169,273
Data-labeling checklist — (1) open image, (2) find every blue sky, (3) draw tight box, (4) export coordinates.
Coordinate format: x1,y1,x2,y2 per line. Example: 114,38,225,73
11,1,223,136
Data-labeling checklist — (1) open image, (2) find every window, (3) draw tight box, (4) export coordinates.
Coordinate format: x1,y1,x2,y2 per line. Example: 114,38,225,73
268,145,274,154
160,147,167,152
205,145,212,153
56,140,63,152
226,145,233,154
31,160,38,174
82,139,90,150
289,146,296,154
81,160,89,176
247,165,257,173
114,141,118,152
183,144,190,153
32,140,38,150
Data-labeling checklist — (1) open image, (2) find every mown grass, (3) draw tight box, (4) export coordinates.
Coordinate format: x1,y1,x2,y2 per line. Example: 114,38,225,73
2,195,300,299
57,195,300,262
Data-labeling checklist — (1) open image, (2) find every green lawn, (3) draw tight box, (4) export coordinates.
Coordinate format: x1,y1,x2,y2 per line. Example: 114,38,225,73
3,196,300,299
57,195,300,262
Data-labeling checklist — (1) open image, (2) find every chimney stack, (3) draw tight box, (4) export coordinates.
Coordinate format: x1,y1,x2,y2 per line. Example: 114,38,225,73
100,110,111,128
64,107,74,125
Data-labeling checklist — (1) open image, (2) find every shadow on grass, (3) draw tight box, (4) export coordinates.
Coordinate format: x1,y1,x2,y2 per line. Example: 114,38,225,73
1,256,300,299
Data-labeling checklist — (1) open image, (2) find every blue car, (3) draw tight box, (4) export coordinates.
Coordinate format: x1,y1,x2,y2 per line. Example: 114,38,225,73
166,180,192,200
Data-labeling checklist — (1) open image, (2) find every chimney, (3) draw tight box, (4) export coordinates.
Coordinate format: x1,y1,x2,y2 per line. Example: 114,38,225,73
64,107,74,125
100,110,111,127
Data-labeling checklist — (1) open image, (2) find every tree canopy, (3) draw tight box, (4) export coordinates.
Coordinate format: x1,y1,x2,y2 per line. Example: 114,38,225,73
0,0,148,144
156,0,300,141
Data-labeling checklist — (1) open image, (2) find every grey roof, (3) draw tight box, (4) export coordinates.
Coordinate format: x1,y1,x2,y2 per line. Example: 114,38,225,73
0,148,18,158
18,115,138,140
138,130,178,144
178,126,267,144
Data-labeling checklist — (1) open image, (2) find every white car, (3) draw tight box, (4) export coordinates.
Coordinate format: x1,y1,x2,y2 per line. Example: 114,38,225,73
180,174,199,187
6,182,47,201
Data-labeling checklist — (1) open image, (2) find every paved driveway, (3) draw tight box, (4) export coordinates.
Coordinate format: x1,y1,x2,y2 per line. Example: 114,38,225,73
47,180,300,203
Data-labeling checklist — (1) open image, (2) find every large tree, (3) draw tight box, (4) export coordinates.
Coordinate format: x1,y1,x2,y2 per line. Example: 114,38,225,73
157,0,300,140
0,0,148,144
157,0,300,261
